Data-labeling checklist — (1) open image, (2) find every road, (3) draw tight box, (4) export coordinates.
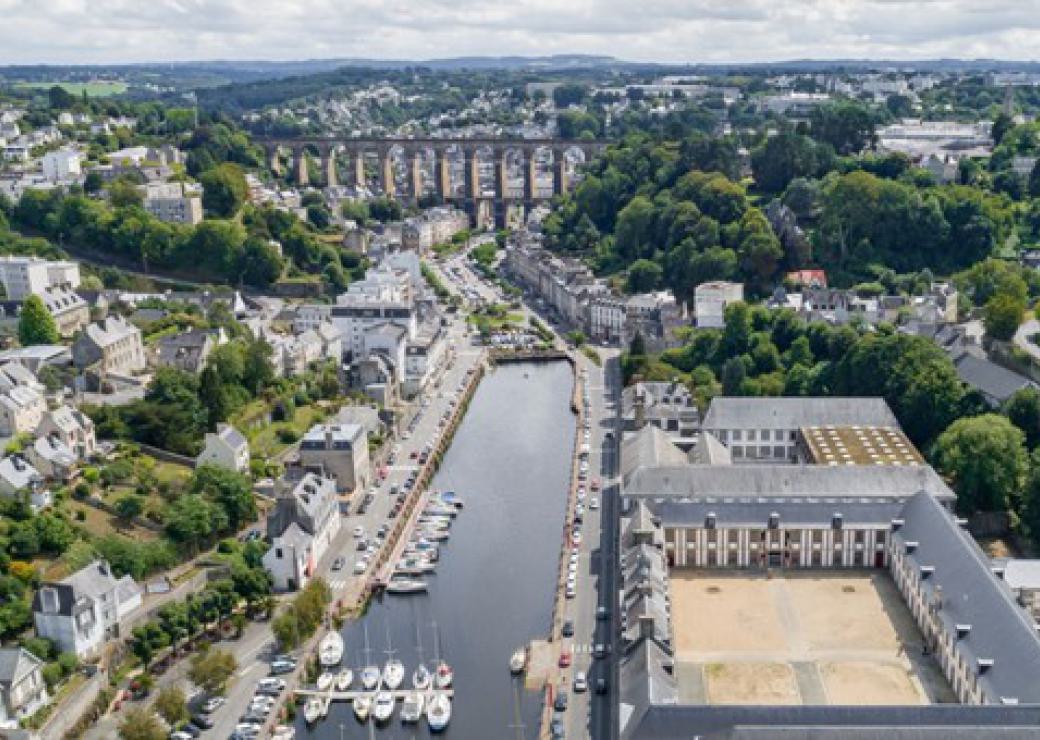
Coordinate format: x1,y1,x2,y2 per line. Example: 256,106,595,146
208,257,484,738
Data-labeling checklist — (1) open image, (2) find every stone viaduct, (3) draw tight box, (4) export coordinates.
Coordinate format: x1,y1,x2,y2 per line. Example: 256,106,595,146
254,136,607,227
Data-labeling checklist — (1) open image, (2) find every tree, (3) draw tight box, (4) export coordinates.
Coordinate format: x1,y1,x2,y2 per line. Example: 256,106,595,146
626,259,663,293
934,414,1028,514
18,295,60,346
108,178,144,208
190,465,256,531
552,84,587,108
809,102,876,155
1004,387,1040,449
118,706,165,740
751,132,828,193
154,685,189,727
991,112,1014,146
1021,448,1040,541
188,647,237,696
984,294,1025,342
199,164,248,218
48,85,76,110
113,495,143,525
628,331,647,357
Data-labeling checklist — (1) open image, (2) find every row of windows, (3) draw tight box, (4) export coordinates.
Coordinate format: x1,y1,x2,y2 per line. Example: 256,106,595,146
716,429,798,443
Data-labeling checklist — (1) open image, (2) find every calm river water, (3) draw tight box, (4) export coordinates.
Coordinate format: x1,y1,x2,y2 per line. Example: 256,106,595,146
297,360,575,739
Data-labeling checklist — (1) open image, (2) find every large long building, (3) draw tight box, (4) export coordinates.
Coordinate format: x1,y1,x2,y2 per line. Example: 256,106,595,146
617,396,1040,739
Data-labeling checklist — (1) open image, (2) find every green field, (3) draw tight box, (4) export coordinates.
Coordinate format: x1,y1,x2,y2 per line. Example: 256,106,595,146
14,80,128,97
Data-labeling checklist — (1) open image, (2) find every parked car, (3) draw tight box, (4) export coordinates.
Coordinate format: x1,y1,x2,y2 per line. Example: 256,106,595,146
561,619,574,637
558,650,572,668
553,690,568,712
331,557,345,571
573,671,588,693
191,714,215,729
201,696,225,713
269,660,295,675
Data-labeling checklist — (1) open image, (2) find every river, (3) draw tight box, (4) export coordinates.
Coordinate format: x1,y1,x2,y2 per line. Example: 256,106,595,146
297,360,575,739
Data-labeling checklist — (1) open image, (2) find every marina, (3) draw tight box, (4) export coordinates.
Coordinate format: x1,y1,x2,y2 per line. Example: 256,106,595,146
294,360,575,738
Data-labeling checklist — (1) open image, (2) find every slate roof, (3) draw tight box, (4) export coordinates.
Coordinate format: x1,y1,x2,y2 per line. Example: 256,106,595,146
621,425,690,482
215,423,247,451
893,491,1040,704
952,352,1034,404
688,431,732,465
0,647,42,687
702,397,899,430
627,705,1040,740
650,498,907,529
624,464,955,503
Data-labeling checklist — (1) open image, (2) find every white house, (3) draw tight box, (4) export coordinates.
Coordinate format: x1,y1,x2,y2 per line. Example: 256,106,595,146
0,648,49,729
196,424,250,474
262,473,341,591
694,281,744,329
32,560,142,659
27,434,77,482
41,149,82,182
0,454,49,510
0,385,46,436
37,405,96,460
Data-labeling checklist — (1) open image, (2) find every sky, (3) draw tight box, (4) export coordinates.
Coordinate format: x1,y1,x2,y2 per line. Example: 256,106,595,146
1,0,1039,65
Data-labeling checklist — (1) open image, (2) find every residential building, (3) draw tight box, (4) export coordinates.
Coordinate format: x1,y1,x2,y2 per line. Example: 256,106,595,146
196,424,250,474
693,281,743,329
296,423,370,494
0,256,80,301
142,182,203,225
40,149,82,181
27,434,77,482
155,328,226,374
0,385,46,436
0,454,47,509
37,405,96,460
262,473,341,591
72,315,146,377
32,560,142,659
0,648,49,729
39,285,90,337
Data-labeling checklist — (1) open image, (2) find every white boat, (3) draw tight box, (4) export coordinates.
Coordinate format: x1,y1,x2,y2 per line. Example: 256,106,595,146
303,697,323,724
435,660,454,689
383,658,405,690
387,578,428,594
421,529,450,542
401,691,425,723
272,725,295,740
426,693,451,732
510,647,527,674
413,662,432,690
361,665,381,690
335,668,353,691
319,632,344,667
353,694,372,722
316,670,335,691
372,691,395,723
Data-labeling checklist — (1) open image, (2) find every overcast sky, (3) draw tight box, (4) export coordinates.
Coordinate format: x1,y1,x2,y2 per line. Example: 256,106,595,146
1,0,1039,65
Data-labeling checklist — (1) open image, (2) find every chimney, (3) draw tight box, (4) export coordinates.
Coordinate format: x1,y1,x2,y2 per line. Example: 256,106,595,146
639,614,655,640
634,389,646,429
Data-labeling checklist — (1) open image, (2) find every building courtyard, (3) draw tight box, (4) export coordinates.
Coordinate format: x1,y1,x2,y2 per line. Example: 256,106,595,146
670,570,956,706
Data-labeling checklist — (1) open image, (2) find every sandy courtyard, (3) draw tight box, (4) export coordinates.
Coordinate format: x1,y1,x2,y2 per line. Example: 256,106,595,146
671,570,952,706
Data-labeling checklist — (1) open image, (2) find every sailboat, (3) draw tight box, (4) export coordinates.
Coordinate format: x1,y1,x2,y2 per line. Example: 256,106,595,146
383,624,404,689
361,623,381,690
319,631,344,667
335,667,353,691
413,662,432,690
426,692,451,732
316,670,334,691
432,621,454,689
401,691,425,723
353,693,371,722
509,646,527,674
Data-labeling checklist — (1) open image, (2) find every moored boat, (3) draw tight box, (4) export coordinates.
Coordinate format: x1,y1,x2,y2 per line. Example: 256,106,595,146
510,646,527,674
335,667,353,691
316,670,334,691
272,725,295,740
413,662,432,690
426,693,451,732
353,694,372,722
401,691,425,723
387,578,428,594
383,658,405,690
373,691,395,723
361,665,381,690
303,697,323,724
319,631,344,667
435,660,454,689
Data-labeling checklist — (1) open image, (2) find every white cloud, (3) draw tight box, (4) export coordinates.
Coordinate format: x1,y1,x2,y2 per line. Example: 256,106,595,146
0,0,1038,64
